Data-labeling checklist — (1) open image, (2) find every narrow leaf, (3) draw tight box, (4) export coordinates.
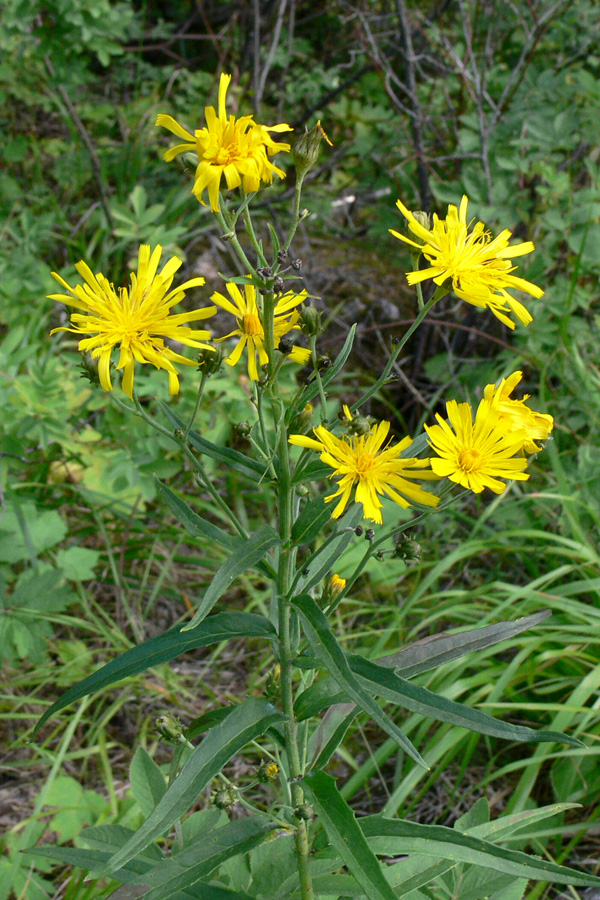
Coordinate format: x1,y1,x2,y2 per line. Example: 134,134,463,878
154,479,238,550
99,699,284,877
294,676,348,720
359,816,600,886
141,817,275,900
182,526,279,630
293,506,363,593
350,654,584,747
309,703,357,769
267,223,280,256
159,404,267,482
292,594,427,768
291,496,334,546
24,845,160,885
384,610,552,678
301,770,399,900
33,612,276,735
289,324,357,417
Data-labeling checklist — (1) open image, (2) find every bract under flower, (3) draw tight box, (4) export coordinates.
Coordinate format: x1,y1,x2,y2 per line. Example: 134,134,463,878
391,195,544,329
49,244,215,398
156,73,292,211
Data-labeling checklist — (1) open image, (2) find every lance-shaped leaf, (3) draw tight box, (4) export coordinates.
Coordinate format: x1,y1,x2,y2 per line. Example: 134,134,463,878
182,526,280,630
308,703,358,769
33,612,276,736
140,817,276,900
358,816,600,887
288,324,357,425
96,698,284,878
349,653,584,747
291,496,335,546
301,770,399,900
382,610,552,679
292,506,363,594
159,403,267,483
292,594,427,768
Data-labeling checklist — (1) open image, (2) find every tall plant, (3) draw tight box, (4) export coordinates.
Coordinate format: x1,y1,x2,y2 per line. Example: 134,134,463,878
29,73,599,900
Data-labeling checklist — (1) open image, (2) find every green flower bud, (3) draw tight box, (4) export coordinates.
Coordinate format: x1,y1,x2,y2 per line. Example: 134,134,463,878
292,120,333,177
197,344,222,375
155,714,184,743
299,306,322,337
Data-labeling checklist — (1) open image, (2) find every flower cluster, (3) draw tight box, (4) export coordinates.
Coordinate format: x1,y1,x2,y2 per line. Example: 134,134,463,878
391,195,544,328
157,73,292,212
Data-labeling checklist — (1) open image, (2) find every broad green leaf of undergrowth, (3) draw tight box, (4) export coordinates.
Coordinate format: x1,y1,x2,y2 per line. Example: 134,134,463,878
292,593,427,768
97,698,284,877
182,525,280,630
302,770,399,900
33,611,276,735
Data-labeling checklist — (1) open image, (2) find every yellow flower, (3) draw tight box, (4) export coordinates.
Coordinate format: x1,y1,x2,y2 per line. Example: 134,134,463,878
328,573,347,597
483,371,554,453
425,398,530,494
289,407,440,524
211,282,310,380
156,73,292,212
49,245,215,399
390,195,544,329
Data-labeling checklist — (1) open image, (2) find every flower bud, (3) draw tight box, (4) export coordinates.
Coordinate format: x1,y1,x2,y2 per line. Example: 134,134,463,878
328,573,346,598
78,352,101,386
299,306,322,337
197,344,221,375
236,421,252,437
278,337,294,355
347,415,372,437
291,402,314,433
256,761,279,783
292,120,333,177
155,714,184,743
412,210,432,230
294,803,314,821
213,788,236,810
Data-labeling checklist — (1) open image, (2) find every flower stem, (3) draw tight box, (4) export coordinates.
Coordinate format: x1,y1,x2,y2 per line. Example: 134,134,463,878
283,172,306,254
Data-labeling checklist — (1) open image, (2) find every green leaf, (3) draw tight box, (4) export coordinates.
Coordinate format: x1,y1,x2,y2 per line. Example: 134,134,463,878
267,223,280,257
55,546,100,580
359,816,600,886
130,748,167,818
159,404,267,483
182,526,280,630
141,817,276,900
291,496,334,546
294,675,348,720
293,506,363,593
289,324,357,419
349,653,584,747
33,612,276,736
292,594,427,768
301,770,399,900
98,698,284,877
24,843,161,886
383,610,552,678
308,703,357,769
154,479,240,551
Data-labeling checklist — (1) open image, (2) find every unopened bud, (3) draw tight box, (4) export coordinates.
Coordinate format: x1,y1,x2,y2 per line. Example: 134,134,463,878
327,573,346,599
236,421,252,437
197,344,221,375
273,276,285,293
278,337,293,355
300,306,321,337
412,210,432,230
213,788,236,810
78,352,101,386
291,258,303,271
292,402,314,433
365,528,375,541
256,761,279,783
292,120,333,177
294,803,314,821
155,714,184,743
347,415,372,437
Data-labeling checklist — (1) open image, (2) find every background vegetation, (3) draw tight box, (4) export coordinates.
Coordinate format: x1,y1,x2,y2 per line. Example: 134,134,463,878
1,1,599,898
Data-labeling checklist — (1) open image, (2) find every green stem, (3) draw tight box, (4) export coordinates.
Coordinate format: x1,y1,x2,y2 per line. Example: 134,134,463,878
309,334,328,417
242,196,268,267
353,292,442,411
275,418,314,900
263,291,277,377
283,172,306,254
184,372,207,442
214,204,259,278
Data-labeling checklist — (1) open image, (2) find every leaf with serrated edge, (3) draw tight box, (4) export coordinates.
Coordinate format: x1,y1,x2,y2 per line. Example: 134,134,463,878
292,594,427,768
95,699,284,878
183,526,279,630
33,612,275,736
301,770,399,900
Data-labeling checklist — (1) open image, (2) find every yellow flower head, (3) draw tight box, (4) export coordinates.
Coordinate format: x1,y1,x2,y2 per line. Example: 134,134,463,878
211,282,310,381
49,245,215,399
483,370,554,453
390,195,544,329
328,573,347,598
156,73,293,212
289,407,440,524
425,397,531,494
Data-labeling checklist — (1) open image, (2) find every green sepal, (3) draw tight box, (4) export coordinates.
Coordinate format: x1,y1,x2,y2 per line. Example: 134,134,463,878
292,593,427,767
33,612,276,736
182,525,280,630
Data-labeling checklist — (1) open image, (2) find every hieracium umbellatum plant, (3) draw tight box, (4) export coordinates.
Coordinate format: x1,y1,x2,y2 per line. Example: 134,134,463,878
30,72,600,900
